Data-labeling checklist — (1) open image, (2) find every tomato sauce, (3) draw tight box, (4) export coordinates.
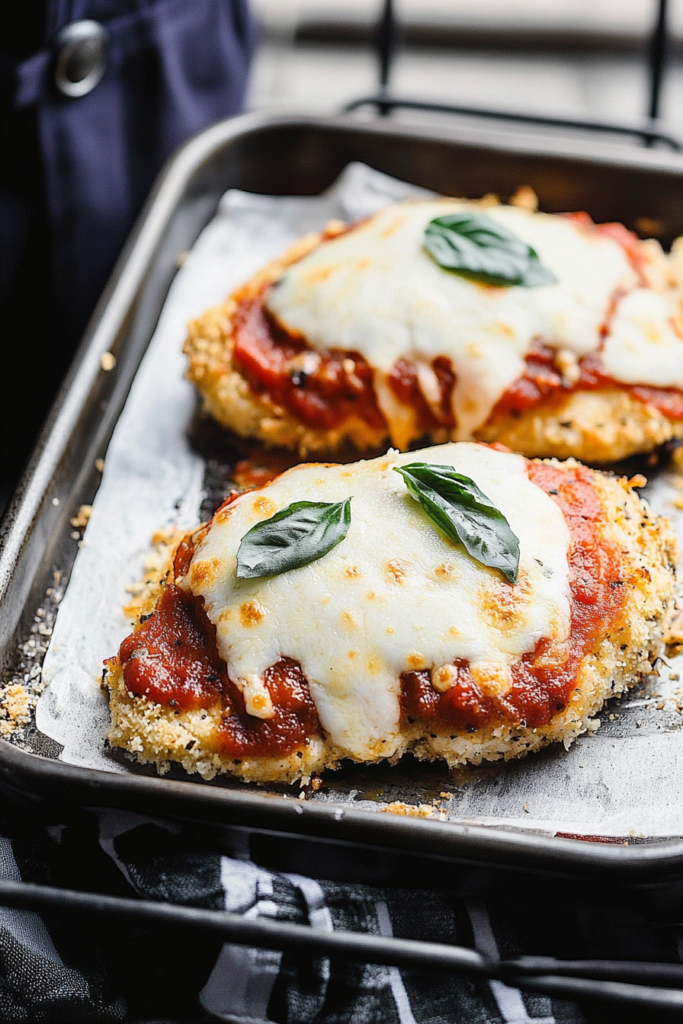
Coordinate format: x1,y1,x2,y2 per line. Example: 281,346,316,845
493,344,683,421
387,357,455,431
400,461,625,732
232,292,384,431
114,528,321,758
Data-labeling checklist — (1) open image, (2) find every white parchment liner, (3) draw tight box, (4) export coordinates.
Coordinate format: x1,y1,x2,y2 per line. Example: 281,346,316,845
37,164,683,836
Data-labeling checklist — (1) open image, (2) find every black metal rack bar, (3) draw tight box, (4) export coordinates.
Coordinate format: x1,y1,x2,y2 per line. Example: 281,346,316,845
344,94,682,151
650,0,670,121
352,0,680,151
2,876,683,1011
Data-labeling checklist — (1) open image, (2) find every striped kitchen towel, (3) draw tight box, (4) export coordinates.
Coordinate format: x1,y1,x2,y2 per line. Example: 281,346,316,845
0,807,675,1023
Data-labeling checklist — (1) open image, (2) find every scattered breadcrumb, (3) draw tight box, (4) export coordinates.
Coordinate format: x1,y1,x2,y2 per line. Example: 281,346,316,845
100,351,116,371
0,570,64,739
0,684,30,734
70,504,92,529
510,185,538,212
664,601,683,654
381,802,436,818
95,458,105,473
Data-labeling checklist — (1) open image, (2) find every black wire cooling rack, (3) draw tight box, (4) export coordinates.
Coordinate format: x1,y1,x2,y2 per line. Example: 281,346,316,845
346,0,682,152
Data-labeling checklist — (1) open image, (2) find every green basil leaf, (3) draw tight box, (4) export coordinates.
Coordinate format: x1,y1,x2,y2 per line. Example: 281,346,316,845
236,499,352,579
424,210,557,288
394,462,520,584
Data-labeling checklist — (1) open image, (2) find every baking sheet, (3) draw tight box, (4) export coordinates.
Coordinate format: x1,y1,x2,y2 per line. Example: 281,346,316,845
37,163,683,836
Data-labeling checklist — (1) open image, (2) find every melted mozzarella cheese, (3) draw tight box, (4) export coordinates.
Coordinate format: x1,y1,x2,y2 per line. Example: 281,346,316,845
266,200,638,441
601,288,683,388
185,443,571,761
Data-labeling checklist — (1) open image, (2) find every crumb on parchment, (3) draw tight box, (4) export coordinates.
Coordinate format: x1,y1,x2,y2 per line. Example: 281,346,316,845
0,683,31,735
70,504,92,529
381,802,436,818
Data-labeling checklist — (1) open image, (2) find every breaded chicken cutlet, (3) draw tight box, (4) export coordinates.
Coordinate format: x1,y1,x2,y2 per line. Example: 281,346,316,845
105,442,676,783
184,196,683,464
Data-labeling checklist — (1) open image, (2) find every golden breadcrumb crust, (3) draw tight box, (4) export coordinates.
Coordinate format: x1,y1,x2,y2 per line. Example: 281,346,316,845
183,212,683,462
479,389,683,462
105,465,676,784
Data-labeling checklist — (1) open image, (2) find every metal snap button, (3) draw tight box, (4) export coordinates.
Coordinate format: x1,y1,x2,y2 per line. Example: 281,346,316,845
54,20,108,98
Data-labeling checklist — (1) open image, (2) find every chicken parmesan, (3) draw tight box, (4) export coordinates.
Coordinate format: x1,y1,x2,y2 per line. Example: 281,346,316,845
184,197,683,462
104,442,675,783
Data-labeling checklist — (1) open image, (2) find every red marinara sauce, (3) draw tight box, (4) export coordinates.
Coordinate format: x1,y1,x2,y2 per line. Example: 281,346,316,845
494,343,683,422
233,282,456,435
400,461,626,732
114,524,321,758
232,287,385,432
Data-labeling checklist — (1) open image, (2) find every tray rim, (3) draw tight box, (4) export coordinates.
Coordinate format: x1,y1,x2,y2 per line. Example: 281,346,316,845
4,110,683,880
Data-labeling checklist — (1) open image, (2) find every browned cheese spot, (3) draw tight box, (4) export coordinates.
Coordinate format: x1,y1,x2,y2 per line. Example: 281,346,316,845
247,691,270,715
380,215,405,239
497,322,516,338
305,265,335,285
532,639,570,673
253,496,276,518
470,661,513,698
239,600,266,628
386,559,410,585
190,558,222,588
479,571,532,631
432,664,458,693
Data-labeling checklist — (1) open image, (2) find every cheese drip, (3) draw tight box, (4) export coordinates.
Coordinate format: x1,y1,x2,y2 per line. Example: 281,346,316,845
265,201,647,443
185,443,572,761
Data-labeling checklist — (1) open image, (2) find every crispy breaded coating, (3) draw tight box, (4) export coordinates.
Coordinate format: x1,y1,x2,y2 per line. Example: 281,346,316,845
184,210,683,463
105,466,676,784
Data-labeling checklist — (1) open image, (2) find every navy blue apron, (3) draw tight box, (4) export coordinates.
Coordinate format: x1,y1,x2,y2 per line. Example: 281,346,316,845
0,0,255,484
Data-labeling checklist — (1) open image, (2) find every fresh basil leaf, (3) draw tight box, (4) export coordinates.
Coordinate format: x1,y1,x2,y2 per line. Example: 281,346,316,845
236,499,351,579
394,462,520,583
424,211,557,288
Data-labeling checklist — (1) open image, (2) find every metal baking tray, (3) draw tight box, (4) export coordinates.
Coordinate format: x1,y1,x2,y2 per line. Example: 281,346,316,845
4,113,683,906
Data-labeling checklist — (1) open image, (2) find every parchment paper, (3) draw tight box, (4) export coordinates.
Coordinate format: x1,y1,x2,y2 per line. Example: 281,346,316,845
37,163,683,836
